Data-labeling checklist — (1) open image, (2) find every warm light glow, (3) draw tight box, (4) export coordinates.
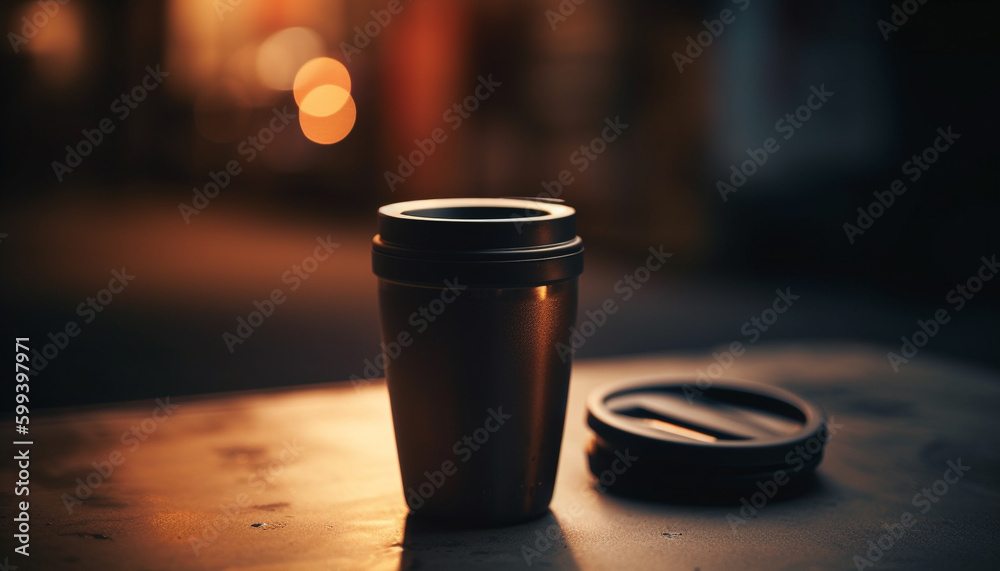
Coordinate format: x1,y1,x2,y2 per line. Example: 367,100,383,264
165,0,221,96
222,44,276,106
293,57,351,105
300,85,350,117
20,2,86,85
299,94,357,145
255,27,324,91
293,57,355,145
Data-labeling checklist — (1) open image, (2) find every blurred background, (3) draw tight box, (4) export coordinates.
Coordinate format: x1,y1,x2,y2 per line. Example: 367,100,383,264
1,0,997,408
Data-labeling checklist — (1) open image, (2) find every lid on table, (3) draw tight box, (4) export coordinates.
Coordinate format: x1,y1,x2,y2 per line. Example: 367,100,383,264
585,377,830,500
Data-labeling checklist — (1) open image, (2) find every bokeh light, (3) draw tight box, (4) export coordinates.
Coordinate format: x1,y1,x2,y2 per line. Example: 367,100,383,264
293,57,351,105
299,94,357,145
300,85,350,117
293,56,356,145
255,27,325,91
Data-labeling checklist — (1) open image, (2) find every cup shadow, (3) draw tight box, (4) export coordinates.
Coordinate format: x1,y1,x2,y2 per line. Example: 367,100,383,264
397,510,581,571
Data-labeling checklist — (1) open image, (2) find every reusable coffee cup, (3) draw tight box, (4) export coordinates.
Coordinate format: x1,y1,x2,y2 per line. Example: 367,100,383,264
371,197,584,525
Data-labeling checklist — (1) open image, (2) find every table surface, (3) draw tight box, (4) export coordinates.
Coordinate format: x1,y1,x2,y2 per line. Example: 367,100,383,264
4,344,1000,570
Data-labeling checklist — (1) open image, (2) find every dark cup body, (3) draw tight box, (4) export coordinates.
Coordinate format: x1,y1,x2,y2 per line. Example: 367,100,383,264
379,279,577,524
371,198,583,525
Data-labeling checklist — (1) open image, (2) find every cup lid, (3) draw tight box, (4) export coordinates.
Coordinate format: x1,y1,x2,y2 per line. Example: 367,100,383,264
372,198,584,287
585,377,830,497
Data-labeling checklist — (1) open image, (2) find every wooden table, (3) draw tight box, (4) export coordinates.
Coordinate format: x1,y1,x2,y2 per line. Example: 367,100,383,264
5,344,999,570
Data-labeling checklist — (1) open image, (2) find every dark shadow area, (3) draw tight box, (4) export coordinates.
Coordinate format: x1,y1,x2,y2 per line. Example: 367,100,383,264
591,467,823,506
398,510,580,570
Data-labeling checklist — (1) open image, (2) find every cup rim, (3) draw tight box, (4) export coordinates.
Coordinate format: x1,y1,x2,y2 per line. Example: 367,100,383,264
379,198,575,223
